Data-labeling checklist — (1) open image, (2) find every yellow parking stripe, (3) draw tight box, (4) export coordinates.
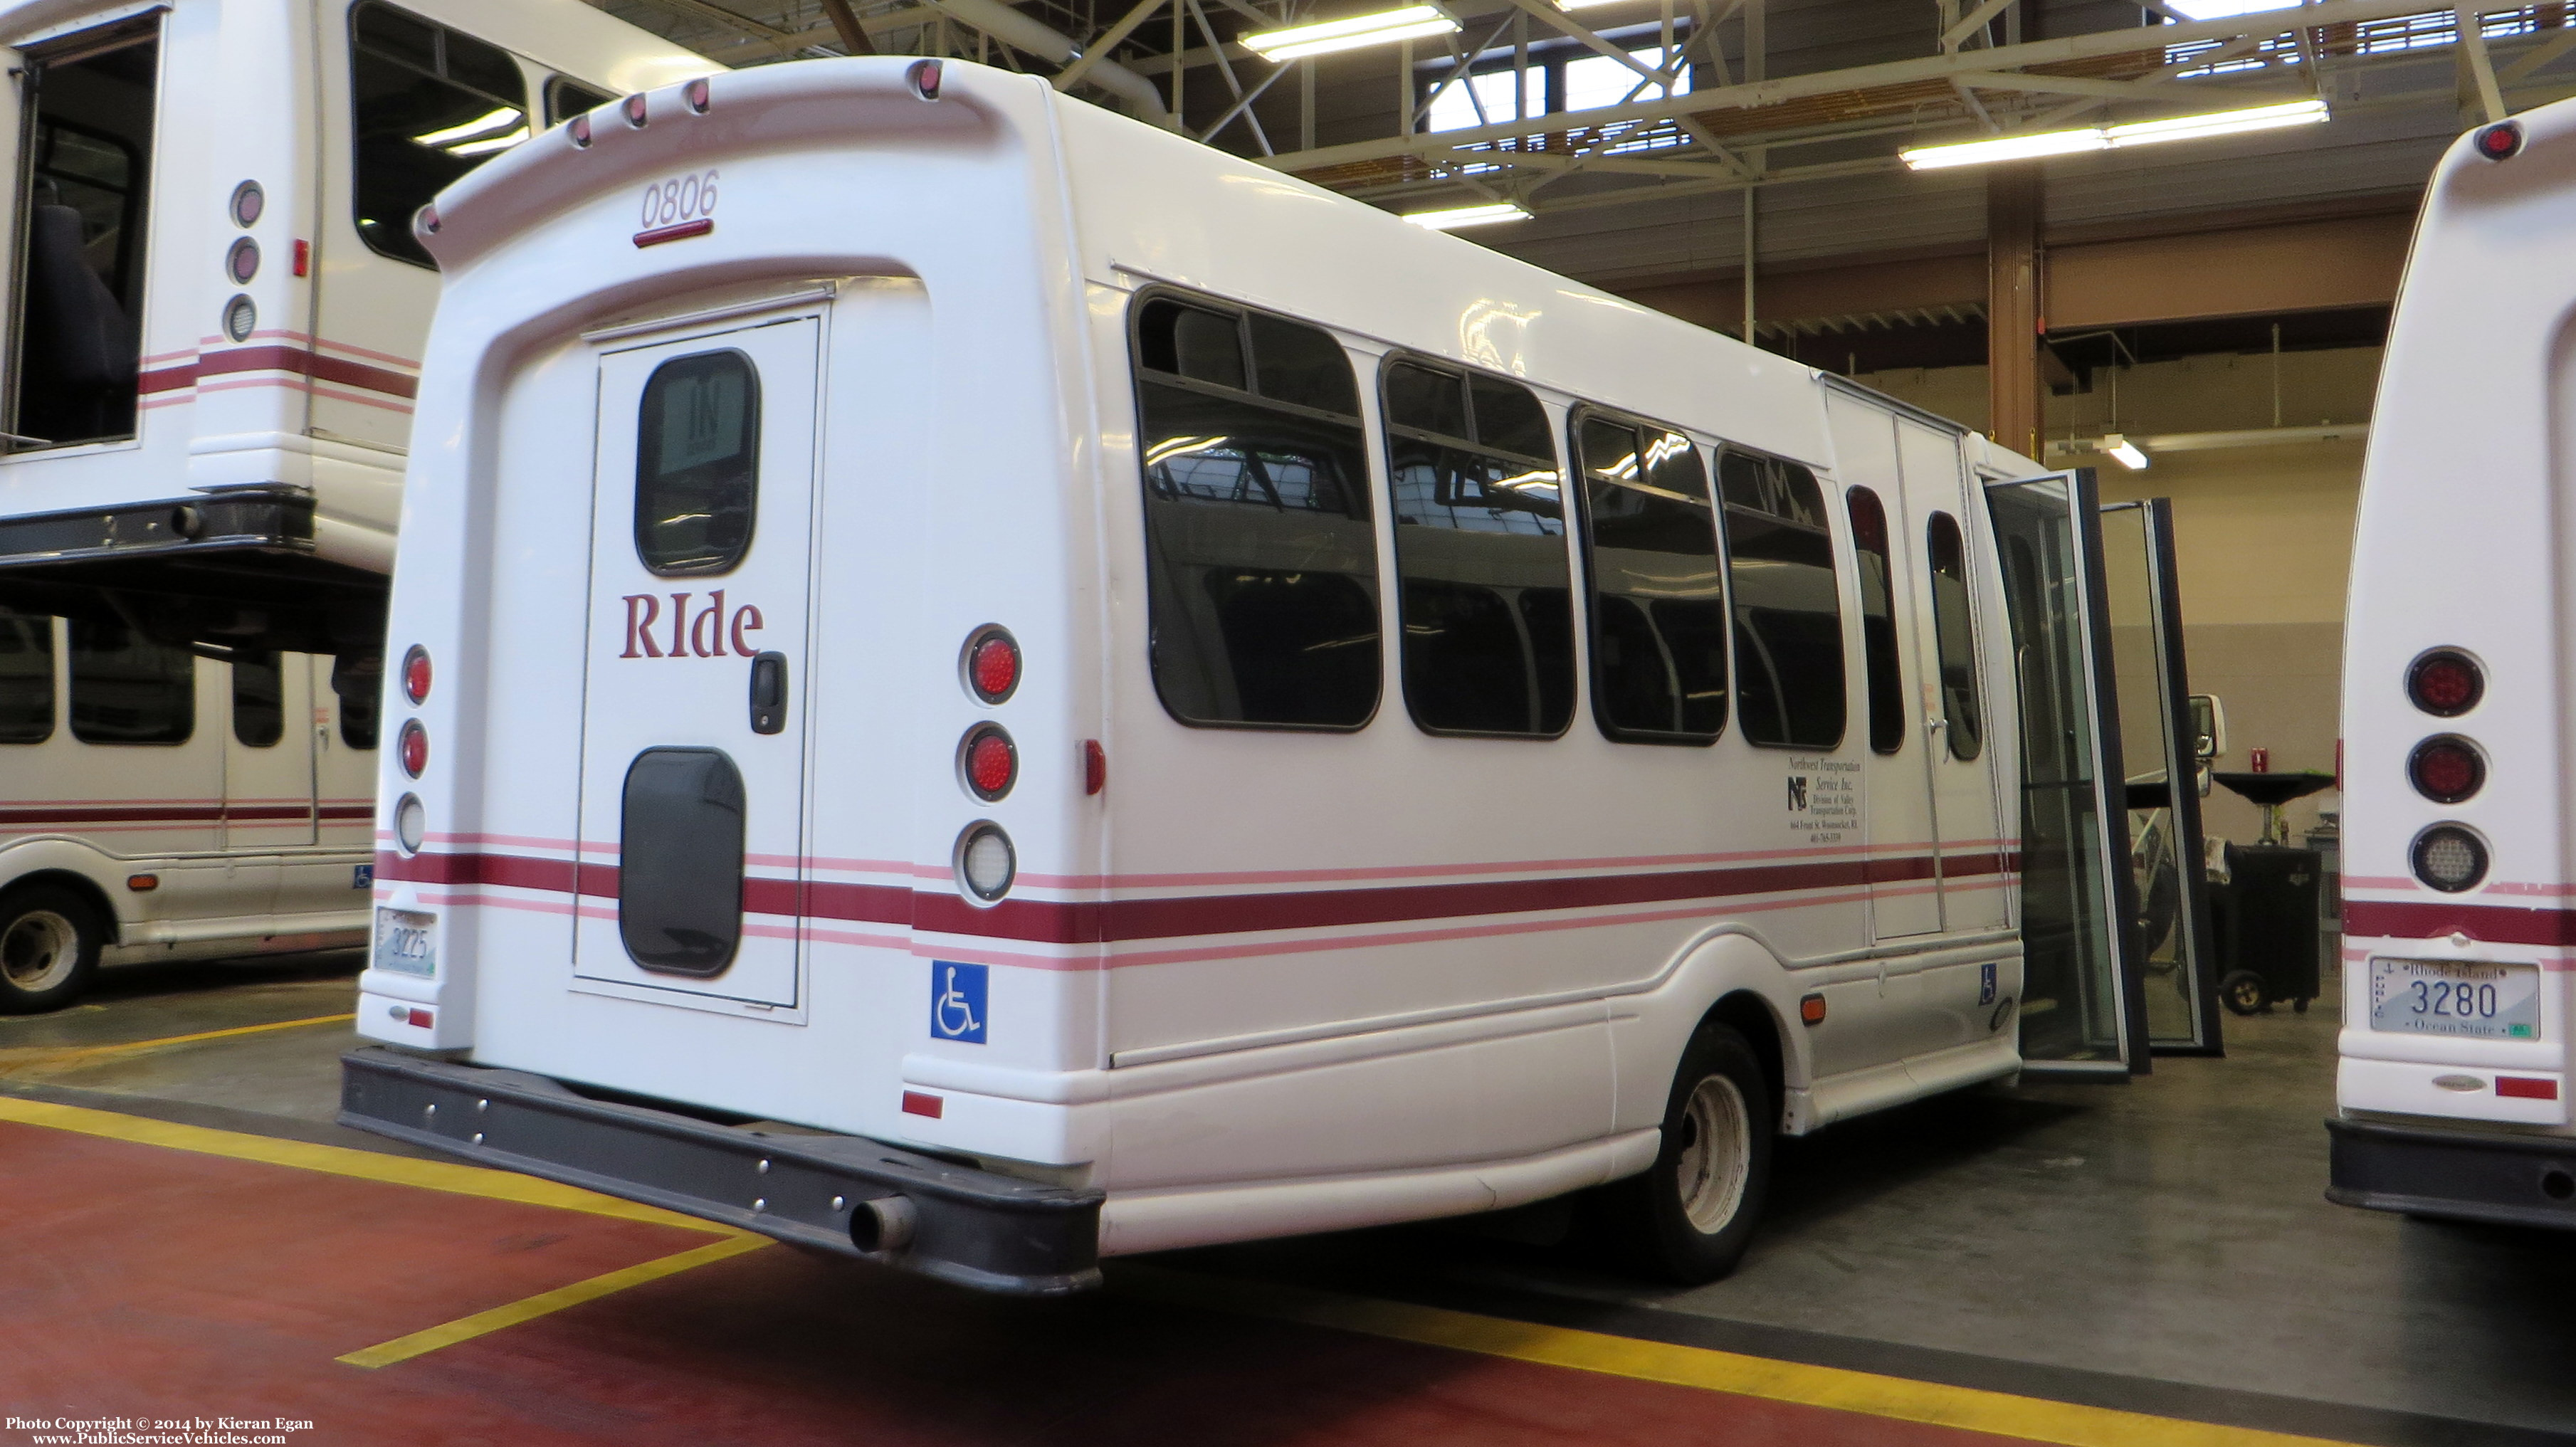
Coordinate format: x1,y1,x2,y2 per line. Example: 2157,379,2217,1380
0,1012,356,1071
0,1093,734,1234
337,1235,772,1369
1114,1268,2363,1447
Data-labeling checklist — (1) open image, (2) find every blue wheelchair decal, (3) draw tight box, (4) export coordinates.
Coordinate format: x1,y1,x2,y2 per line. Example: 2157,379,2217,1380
930,961,987,1044
352,863,375,890
1979,961,1997,1006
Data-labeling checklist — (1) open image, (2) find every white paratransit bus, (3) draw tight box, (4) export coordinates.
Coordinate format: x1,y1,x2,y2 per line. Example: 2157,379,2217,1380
337,56,2048,1295
2330,98,2576,1227
0,0,710,1009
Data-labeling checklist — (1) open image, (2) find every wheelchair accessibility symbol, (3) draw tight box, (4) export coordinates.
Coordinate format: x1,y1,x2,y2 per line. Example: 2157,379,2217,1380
930,961,987,1044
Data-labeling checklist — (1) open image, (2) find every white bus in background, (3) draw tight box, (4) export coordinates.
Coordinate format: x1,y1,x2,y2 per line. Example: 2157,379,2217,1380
2330,101,2576,1226
0,0,713,1008
338,57,2056,1294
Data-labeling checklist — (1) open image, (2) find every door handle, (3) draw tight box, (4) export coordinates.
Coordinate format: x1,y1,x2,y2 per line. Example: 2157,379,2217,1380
1927,715,1950,733
748,651,787,735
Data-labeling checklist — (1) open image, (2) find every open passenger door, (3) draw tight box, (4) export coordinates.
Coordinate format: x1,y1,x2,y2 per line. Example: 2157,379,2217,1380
1985,471,2219,1075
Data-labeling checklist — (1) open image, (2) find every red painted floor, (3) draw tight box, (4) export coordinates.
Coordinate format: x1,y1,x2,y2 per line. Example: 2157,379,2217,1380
0,1118,2038,1447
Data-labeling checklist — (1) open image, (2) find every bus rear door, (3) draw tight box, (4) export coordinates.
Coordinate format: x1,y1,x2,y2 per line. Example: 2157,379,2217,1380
572,311,822,1014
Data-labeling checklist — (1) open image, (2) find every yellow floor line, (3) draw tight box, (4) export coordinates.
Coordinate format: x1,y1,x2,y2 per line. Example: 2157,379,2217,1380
0,1093,735,1234
0,1012,357,1072
1113,1268,2363,1447
338,1235,772,1369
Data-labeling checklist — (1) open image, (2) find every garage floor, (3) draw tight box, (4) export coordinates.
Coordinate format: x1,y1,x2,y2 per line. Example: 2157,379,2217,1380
4,955,2570,1447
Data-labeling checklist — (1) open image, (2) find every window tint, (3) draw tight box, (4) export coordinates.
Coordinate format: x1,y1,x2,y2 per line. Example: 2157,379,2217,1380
350,1,530,268
0,607,53,743
1575,416,1725,742
69,617,192,744
1845,488,1905,755
1135,297,1378,729
545,74,611,125
1926,511,1983,761
621,747,745,974
1382,359,1573,737
1720,451,1844,749
231,649,284,748
636,349,759,575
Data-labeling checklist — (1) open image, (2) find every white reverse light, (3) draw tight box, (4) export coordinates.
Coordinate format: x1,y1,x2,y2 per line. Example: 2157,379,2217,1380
1243,4,1459,60
2103,434,2149,470
1403,201,1530,229
1901,99,2327,169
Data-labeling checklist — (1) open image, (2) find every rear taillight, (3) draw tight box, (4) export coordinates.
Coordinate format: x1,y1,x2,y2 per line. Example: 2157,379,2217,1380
2408,736,2484,804
2411,824,2488,893
964,626,1020,704
962,725,1016,801
398,720,429,778
2407,649,2483,716
395,794,426,855
957,823,1014,901
402,645,431,705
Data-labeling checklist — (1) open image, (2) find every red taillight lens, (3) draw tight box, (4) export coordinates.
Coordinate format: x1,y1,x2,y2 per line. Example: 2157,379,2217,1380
2408,736,2485,804
2407,649,2483,717
963,726,1016,801
399,719,429,778
402,645,431,705
965,627,1020,704
2476,120,2524,160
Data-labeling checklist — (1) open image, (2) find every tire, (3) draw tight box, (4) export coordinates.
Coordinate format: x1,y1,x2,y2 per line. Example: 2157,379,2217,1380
0,884,102,1014
2293,996,2311,1014
2220,969,2267,1016
1600,1021,1774,1285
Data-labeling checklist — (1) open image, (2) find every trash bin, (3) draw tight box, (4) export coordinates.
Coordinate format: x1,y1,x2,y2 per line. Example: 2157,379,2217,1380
2212,842,2322,1014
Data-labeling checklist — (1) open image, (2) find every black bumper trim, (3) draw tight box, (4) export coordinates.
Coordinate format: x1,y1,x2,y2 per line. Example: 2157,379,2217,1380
2325,1115,2576,1230
339,1047,1103,1295
0,484,315,569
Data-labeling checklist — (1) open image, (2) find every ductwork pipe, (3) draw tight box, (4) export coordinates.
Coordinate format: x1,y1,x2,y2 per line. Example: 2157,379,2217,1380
921,0,1173,126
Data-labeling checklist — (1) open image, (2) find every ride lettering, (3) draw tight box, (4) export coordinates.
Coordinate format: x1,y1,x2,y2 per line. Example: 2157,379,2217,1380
620,591,764,658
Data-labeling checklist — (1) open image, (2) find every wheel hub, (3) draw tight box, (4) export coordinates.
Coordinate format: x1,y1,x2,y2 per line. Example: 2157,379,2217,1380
1,910,78,991
1675,1073,1751,1233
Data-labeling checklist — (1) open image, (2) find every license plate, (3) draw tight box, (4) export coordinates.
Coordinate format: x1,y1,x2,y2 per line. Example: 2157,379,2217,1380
2368,957,2542,1040
373,907,436,979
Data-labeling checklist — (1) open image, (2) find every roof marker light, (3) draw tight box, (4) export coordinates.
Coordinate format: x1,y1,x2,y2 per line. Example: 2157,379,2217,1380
569,113,592,147
685,77,711,112
624,93,648,127
909,59,943,100
415,203,440,236
2476,120,2524,161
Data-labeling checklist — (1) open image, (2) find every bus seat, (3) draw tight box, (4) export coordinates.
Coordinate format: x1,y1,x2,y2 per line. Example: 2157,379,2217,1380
21,203,140,444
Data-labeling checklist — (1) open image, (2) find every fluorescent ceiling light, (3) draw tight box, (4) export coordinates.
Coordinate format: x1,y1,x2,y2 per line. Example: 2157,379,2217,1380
2105,98,2328,147
444,126,530,157
1243,4,1459,60
1552,0,1626,9
2161,0,2298,17
2103,435,2149,470
1403,201,1529,229
411,107,523,148
1901,99,2328,169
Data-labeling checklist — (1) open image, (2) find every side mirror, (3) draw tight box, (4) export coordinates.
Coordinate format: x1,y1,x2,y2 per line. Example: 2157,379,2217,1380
2189,693,2226,762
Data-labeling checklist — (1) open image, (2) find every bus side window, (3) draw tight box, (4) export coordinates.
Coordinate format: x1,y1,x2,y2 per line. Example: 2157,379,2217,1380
1925,511,1983,760
1380,358,1574,737
1720,451,1845,749
231,650,285,748
0,608,54,743
1133,295,1379,730
349,1,531,268
68,617,192,744
1574,414,1726,743
545,75,612,125
1844,487,1905,754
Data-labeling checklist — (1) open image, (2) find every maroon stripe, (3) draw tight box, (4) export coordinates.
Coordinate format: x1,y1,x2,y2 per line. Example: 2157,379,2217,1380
2345,899,2576,948
138,344,417,399
634,218,714,247
378,850,582,896
0,805,224,825
320,805,372,820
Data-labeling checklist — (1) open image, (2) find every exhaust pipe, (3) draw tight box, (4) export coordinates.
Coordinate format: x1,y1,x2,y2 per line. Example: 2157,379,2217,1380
850,1194,918,1253
920,0,1174,126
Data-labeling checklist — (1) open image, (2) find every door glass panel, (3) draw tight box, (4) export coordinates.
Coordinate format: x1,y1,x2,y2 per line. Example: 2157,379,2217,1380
1925,512,1984,761
16,28,156,449
636,349,760,575
619,747,747,975
1987,474,2135,1070
231,648,285,747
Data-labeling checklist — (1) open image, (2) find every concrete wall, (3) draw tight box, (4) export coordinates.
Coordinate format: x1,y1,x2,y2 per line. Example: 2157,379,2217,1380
1860,347,2379,845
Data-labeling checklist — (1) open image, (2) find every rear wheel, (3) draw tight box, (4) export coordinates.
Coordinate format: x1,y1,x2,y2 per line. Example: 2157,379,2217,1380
0,885,102,1014
2220,969,2267,1016
1601,1022,1773,1285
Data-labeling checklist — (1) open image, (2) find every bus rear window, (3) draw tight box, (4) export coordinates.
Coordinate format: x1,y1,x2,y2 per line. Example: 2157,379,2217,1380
1382,359,1572,737
1134,297,1378,730
1574,415,1725,744
1722,451,1844,749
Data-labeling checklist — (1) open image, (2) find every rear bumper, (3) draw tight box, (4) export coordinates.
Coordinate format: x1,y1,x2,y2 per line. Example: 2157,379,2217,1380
339,1047,1103,1295
2325,1115,2576,1229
